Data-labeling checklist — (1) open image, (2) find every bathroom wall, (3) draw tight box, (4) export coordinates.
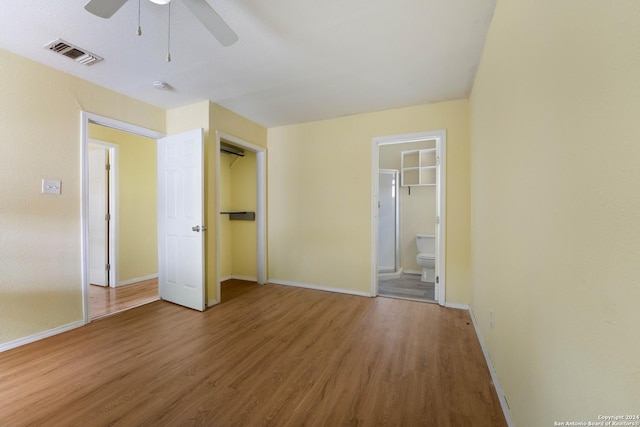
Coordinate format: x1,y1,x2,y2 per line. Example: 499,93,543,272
88,124,158,284
379,141,437,273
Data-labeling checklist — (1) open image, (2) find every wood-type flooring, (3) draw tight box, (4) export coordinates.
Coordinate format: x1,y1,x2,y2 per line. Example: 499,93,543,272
90,278,159,319
0,279,507,426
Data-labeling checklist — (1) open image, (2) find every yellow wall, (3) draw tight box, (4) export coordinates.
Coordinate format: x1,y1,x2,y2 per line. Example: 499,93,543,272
89,125,158,283
219,153,233,278
469,0,640,424
166,102,266,304
230,151,257,278
0,48,164,345
267,100,470,302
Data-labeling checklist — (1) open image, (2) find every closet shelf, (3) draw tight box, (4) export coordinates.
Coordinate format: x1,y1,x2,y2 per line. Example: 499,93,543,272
220,211,255,221
400,148,438,187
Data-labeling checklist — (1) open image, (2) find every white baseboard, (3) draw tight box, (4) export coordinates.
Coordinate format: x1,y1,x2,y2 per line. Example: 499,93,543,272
403,269,422,276
0,320,85,353
117,273,158,287
219,275,232,282
444,302,470,310
269,279,372,297
207,298,220,308
468,307,514,427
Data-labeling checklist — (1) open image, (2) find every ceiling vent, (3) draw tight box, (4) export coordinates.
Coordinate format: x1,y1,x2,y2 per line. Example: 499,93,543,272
44,39,103,66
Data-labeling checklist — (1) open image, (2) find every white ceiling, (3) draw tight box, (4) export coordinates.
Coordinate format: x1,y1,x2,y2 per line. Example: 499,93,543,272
0,0,496,127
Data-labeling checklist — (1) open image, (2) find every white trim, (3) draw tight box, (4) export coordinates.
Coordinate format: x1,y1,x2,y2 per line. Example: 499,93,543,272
373,131,445,145
219,275,232,282
83,113,165,140
256,150,267,285
371,141,380,298
403,269,423,276
88,139,119,289
81,111,165,324
371,130,447,306
444,302,470,310
117,273,159,287
207,298,220,307
437,133,447,305
0,321,84,353
215,131,267,306
468,307,515,427
269,279,372,298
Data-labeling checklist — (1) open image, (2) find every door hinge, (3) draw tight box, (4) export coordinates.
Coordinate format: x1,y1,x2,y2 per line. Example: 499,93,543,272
105,213,111,221
436,276,439,284
106,263,111,271
436,216,440,225
436,156,440,166
106,163,111,171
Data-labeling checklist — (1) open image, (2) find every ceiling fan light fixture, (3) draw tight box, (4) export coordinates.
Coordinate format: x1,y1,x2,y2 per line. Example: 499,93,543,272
149,0,171,4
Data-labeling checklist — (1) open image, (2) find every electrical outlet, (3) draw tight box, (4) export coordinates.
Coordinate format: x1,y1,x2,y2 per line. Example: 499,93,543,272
490,310,494,329
42,179,62,195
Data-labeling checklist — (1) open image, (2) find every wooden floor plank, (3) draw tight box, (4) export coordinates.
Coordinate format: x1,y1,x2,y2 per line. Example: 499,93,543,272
0,280,506,426
90,278,159,319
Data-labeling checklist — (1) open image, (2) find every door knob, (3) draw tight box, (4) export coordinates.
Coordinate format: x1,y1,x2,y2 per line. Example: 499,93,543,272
192,225,201,232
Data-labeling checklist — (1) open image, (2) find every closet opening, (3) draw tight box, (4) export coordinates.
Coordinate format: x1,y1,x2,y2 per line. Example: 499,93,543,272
215,132,266,305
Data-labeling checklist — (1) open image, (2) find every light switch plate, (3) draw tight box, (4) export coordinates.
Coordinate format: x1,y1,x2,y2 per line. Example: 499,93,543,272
42,179,62,195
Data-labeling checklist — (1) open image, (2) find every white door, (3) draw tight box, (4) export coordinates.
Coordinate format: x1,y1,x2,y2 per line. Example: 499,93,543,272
89,147,108,286
378,170,397,273
157,129,205,311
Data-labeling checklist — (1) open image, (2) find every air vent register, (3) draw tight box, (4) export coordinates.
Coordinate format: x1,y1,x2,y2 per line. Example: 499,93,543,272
44,39,103,66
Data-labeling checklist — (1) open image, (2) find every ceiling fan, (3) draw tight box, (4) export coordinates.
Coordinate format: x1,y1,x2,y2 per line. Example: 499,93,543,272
84,0,238,47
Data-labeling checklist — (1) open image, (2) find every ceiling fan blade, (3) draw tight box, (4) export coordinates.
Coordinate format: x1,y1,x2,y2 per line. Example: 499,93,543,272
181,0,238,47
84,0,129,18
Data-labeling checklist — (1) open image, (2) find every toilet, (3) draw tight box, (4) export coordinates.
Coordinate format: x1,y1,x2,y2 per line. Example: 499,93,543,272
416,234,436,282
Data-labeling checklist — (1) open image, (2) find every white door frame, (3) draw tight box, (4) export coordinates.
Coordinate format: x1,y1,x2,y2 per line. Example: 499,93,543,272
81,112,165,323
214,131,267,305
371,130,447,306
88,139,119,288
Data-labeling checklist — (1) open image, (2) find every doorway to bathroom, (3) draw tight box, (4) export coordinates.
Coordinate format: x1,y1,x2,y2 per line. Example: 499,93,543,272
371,131,446,305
